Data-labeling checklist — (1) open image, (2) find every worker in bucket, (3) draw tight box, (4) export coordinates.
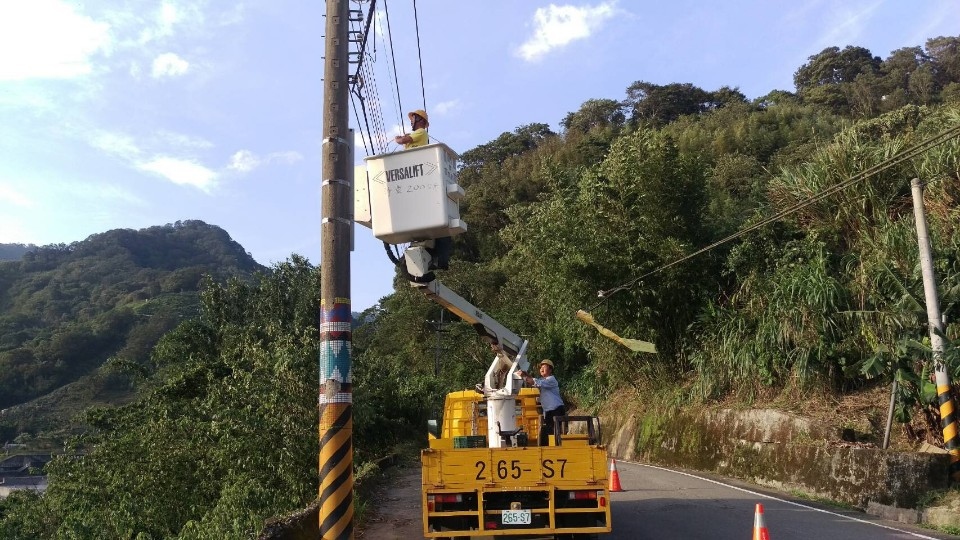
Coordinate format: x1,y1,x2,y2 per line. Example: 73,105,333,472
394,109,450,268
520,359,567,446
394,109,429,149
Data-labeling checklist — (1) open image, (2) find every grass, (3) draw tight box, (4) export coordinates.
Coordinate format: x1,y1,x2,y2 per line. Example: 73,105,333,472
915,486,960,509
787,489,859,511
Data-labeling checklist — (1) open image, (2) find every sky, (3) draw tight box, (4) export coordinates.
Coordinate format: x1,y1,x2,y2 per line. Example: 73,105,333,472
0,1,958,311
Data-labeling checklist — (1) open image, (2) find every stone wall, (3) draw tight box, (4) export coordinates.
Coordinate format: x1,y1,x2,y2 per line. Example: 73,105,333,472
602,406,951,509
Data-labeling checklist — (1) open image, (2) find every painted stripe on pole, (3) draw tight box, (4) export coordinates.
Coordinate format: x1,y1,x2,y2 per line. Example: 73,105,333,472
320,300,353,384
321,460,353,501
319,402,353,539
939,386,957,433
319,391,354,405
938,384,960,480
320,490,354,538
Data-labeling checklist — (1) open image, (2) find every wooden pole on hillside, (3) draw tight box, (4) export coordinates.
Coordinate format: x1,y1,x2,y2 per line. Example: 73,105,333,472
319,0,355,537
910,178,960,481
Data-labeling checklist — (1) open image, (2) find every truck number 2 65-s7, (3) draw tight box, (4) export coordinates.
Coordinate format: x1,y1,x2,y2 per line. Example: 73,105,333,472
475,459,567,480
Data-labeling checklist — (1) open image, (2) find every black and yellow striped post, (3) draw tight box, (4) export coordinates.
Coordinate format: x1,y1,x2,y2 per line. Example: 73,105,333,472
936,381,960,481
911,178,960,481
320,0,354,536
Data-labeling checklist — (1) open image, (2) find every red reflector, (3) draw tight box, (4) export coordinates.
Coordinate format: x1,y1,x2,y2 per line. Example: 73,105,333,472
600,496,607,507
485,521,498,529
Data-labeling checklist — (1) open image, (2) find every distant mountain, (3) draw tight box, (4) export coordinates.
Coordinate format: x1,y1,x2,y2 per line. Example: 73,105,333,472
0,220,267,444
0,243,38,261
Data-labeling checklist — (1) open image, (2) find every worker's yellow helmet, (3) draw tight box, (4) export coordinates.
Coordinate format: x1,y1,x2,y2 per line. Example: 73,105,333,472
539,359,554,369
408,109,428,124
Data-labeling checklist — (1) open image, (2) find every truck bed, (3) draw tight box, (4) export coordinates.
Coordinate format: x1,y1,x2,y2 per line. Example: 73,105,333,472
421,444,611,538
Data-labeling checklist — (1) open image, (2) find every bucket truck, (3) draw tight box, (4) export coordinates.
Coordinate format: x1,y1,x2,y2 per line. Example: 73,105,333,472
357,143,611,539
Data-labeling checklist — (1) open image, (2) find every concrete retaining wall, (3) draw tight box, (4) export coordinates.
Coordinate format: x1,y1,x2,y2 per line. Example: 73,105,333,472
602,406,951,509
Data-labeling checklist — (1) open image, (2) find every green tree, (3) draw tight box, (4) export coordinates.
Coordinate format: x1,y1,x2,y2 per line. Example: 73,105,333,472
794,45,881,93
560,98,627,134
625,81,712,126
925,36,960,89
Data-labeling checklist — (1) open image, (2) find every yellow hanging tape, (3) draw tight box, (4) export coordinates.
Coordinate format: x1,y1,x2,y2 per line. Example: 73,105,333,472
576,310,657,354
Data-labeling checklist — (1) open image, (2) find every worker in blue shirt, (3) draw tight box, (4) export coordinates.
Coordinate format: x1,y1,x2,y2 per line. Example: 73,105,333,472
520,359,567,446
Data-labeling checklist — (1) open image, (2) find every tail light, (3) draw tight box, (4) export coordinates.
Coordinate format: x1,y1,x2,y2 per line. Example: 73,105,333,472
567,490,599,500
428,493,463,512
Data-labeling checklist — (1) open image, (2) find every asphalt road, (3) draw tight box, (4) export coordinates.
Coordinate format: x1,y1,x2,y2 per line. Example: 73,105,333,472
610,460,959,540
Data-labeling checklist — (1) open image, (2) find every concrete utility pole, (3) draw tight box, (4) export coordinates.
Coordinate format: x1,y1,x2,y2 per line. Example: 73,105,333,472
910,178,960,481
319,0,355,537
429,309,447,376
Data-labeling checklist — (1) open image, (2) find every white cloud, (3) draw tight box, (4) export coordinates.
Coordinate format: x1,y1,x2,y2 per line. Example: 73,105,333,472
267,151,303,164
218,3,247,26
151,52,190,78
60,182,145,206
129,61,143,79
228,150,303,173
0,0,111,80
138,1,195,44
0,184,34,208
138,157,217,192
433,99,461,115
516,2,617,62
156,130,213,150
228,150,261,173
93,184,144,205
90,131,142,160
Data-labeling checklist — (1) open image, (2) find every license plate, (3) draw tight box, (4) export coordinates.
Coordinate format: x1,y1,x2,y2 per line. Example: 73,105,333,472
501,509,531,525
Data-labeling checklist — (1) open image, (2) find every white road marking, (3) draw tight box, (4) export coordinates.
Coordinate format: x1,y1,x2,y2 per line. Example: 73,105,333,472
632,462,942,540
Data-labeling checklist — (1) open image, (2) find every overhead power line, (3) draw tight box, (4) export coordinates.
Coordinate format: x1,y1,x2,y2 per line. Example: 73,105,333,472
590,123,960,310
413,0,426,112
347,0,388,154
382,0,404,132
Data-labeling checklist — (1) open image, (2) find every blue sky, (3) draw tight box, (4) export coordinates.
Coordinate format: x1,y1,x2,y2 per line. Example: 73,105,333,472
0,1,957,311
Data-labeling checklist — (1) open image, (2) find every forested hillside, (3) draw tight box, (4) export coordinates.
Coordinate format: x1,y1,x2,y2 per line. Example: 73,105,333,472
2,37,960,539
0,220,265,443
0,244,37,262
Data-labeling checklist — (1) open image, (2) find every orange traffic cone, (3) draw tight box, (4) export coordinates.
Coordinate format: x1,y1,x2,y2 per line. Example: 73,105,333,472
608,459,623,492
752,503,770,540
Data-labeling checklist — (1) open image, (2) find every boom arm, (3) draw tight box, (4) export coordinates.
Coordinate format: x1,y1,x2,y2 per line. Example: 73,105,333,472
407,247,529,397
357,144,527,398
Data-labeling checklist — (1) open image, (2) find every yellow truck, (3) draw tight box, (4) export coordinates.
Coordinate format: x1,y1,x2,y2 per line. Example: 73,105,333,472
358,144,612,538
422,390,611,539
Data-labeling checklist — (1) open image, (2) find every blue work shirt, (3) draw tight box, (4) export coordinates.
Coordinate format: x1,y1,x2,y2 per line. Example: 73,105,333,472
532,375,564,413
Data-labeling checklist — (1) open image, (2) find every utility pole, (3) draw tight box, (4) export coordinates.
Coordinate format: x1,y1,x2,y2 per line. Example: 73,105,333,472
319,0,354,537
429,309,447,376
910,178,960,481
